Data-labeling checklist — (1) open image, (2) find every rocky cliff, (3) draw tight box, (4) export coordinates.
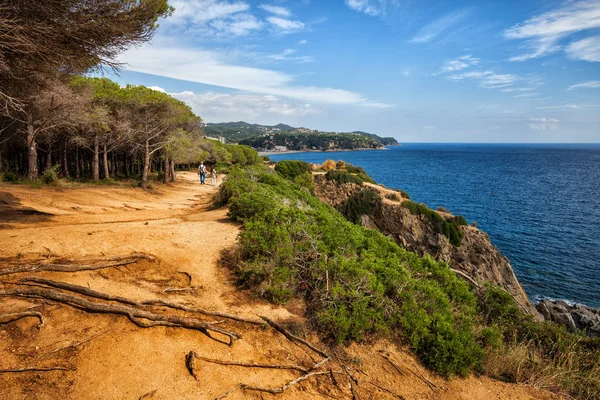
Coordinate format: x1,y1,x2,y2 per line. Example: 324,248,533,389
314,175,541,318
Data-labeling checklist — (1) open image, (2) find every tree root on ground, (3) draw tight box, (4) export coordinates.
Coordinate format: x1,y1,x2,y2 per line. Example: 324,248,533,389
208,316,336,399
0,253,153,276
19,277,264,326
0,366,73,374
0,286,240,346
0,310,43,328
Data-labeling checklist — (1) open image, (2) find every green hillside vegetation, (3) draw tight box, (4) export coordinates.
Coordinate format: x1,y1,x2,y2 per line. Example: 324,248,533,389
215,164,600,398
203,121,399,148
240,131,384,151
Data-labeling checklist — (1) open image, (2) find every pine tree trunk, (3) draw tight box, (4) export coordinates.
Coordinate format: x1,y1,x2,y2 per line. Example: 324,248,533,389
102,144,110,179
124,154,130,177
163,156,169,183
45,142,52,172
26,116,38,181
92,135,100,181
62,138,70,178
169,160,176,182
142,138,150,188
75,147,81,179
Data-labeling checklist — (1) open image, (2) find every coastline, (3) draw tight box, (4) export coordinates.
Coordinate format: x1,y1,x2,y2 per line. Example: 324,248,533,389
259,147,389,156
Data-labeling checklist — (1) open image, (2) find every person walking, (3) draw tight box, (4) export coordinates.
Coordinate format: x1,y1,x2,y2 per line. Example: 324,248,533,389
198,162,206,185
211,167,218,186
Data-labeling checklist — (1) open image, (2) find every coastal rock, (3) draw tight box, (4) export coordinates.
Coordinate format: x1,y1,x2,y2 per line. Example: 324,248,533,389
314,175,541,319
536,300,600,337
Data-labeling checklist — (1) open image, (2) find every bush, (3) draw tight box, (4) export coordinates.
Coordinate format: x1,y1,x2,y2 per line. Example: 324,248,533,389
274,160,311,180
402,201,465,247
336,160,346,169
322,159,336,171
41,165,60,184
1,171,18,182
293,171,315,193
385,192,400,201
338,189,380,224
325,170,363,185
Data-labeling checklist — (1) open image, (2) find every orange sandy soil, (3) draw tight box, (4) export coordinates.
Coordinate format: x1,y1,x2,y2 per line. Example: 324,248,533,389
0,172,561,400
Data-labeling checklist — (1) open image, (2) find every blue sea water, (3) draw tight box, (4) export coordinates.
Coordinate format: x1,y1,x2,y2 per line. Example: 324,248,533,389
268,144,600,308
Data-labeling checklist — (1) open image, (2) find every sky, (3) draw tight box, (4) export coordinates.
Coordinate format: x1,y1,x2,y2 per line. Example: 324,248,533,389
109,0,600,142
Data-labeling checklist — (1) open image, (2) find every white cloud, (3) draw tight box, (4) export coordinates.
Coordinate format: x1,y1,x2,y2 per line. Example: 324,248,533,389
566,36,600,62
513,92,539,98
435,55,479,74
148,86,167,93
448,70,520,89
267,16,305,32
166,0,263,37
345,0,382,16
298,39,308,45
409,9,470,43
119,43,391,107
529,118,559,131
171,91,323,122
504,0,600,61
268,48,314,63
501,87,536,93
536,104,580,110
568,80,600,90
258,4,291,17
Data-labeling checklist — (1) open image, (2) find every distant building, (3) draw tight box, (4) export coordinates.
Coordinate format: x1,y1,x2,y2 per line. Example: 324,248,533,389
204,136,227,144
274,145,288,152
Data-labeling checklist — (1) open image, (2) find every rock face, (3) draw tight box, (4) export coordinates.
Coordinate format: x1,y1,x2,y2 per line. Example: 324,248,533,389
536,300,600,336
314,176,541,319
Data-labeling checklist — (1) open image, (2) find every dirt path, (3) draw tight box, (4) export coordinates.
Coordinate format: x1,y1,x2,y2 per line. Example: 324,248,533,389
0,173,561,400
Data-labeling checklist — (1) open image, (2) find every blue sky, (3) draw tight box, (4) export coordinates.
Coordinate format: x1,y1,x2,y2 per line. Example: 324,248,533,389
111,0,600,142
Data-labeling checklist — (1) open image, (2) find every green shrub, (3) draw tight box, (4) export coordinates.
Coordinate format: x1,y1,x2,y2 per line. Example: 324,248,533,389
41,165,60,184
275,160,310,180
402,201,465,246
1,171,18,183
338,189,380,224
293,171,315,193
385,192,400,201
325,170,363,185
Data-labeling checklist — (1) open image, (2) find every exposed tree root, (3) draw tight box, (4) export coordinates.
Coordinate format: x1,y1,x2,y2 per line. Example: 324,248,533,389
20,277,264,326
138,389,157,400
216,371,331,399
192,353,310,373
0,253,152,276
367,381,407,399
186,351,199,381
0,287,240,346
40,330,111,359
259,316,329,361
0,310,43,327
0,366,73,374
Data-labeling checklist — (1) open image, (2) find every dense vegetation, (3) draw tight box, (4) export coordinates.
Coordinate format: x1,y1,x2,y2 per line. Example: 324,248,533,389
0,1,261,188
241,131,386,151
204,121,399,147
216,166,599,398
402,200,468,246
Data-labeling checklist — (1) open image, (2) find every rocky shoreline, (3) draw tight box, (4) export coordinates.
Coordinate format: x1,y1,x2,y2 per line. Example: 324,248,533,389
536,299,600,337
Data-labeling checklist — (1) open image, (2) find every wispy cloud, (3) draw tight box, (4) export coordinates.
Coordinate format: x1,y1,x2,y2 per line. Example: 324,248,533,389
267,48,314,63
409,9,470,44
568,80,600,90
536,104,580,110
171,91,323,122
258,4,291,17
166,0,264,37
504,0,600,61
267,16,305,32
448,70,520,89
514,92,539,98
529,118,559,131
345,0,383,17
298,39,308,45
501,87,536,93
434,55,479,75
119,42,391,107
566,36,600,62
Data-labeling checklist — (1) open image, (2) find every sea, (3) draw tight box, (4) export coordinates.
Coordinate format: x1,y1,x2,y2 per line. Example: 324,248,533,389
267,144,600,308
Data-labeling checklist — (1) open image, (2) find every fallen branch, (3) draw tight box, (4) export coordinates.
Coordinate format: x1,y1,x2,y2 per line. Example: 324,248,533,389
379,353,405,376
0,310,43,328
449,268,481,289
139,390,157,400
193,353,309,373
21,277,263,326
0,287,239,346
0,366,72,374
186,351,198,381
